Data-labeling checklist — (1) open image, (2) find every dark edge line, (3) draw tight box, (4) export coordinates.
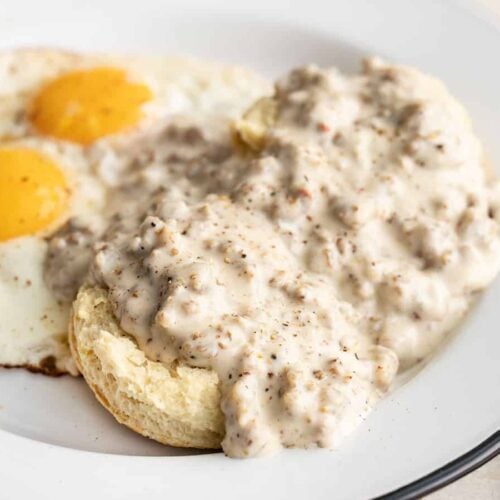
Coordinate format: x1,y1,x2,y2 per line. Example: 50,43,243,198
0,363,69,377
373,431,500,499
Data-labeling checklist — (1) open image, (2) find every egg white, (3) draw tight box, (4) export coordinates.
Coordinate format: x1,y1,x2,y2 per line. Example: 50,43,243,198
0,237,77,373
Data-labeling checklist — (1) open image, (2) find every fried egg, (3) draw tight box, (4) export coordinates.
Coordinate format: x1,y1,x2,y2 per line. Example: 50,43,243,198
0,139,105,374
0,49,270,375
0,49,270,145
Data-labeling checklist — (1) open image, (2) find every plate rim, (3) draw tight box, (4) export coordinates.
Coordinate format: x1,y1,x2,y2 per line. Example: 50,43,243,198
0,1,499,499
378,2,500,497
376,431,500,499
374,4,500,496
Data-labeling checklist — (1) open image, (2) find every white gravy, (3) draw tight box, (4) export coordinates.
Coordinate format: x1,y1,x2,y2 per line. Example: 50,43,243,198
47,58,500,457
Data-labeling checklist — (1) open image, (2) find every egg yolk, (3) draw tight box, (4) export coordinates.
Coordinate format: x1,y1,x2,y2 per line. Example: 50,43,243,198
0,148,69,241
30,67,152,145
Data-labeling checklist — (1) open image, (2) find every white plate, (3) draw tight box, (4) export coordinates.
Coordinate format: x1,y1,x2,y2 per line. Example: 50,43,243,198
0,0,499,498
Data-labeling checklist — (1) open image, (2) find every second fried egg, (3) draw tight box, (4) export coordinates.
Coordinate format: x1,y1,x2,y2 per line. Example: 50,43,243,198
0,139,105,374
